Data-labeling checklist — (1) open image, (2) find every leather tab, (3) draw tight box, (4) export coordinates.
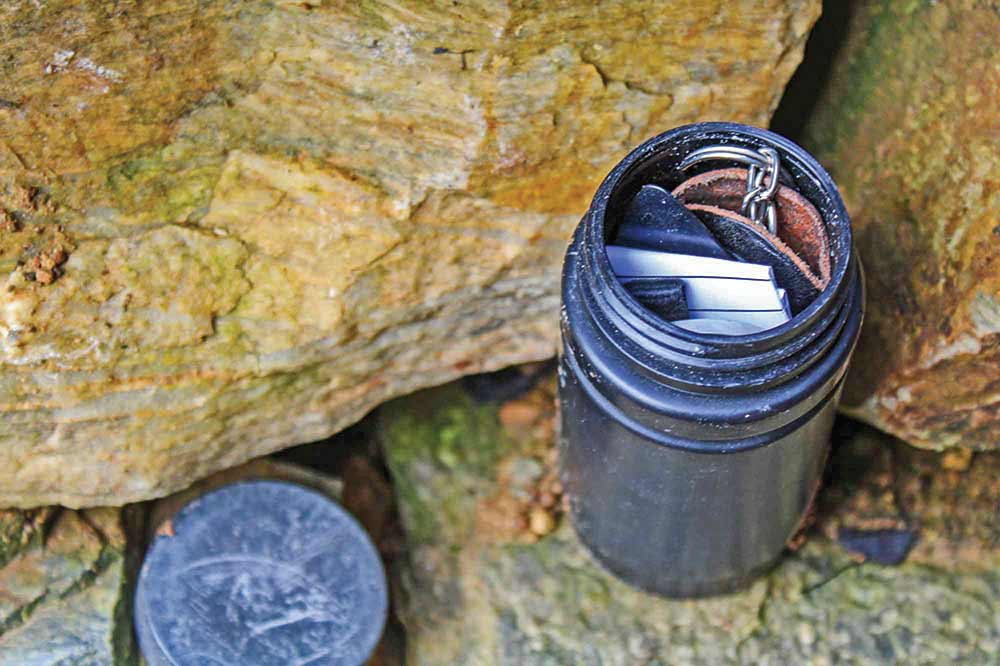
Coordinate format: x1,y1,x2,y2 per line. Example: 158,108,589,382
687,206,820,313
672,168,831,289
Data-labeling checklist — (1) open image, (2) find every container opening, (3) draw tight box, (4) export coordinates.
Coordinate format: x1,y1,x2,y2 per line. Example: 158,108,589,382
603,158,833,336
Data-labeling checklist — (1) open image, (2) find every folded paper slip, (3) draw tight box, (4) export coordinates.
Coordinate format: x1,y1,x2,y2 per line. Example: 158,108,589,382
672,318,775,335
680,310,789,331
606,245,790,315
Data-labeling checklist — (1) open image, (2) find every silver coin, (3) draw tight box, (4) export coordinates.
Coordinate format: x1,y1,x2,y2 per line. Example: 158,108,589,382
135,480,388,666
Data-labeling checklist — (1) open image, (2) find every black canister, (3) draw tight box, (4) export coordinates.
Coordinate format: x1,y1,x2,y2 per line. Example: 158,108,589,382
558,122,863,598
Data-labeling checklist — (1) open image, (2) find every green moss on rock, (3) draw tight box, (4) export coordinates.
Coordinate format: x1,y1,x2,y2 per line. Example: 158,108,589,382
382,386,510,545
382,379,1000,665
0,508,137,665
803,0,1000,451
0,0,819,507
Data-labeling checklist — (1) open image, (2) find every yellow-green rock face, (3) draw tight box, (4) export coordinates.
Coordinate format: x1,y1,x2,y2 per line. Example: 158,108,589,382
803,0,1000,451
381,378,1000,666
0,0,818,506
0,507,138,665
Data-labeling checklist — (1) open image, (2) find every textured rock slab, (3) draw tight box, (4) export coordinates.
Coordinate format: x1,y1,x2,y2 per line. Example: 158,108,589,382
381,377,1000,665
0,0,818,506
0,507,137,665
803,0,1000,450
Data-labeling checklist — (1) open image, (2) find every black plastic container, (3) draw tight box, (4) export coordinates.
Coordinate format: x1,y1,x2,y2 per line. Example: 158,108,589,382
558,122,863,598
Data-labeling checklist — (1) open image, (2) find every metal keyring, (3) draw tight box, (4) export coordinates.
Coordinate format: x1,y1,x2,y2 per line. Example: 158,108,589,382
677,144,784,235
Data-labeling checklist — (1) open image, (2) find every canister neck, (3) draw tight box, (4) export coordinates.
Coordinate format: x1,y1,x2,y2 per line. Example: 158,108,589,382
575,122,858,389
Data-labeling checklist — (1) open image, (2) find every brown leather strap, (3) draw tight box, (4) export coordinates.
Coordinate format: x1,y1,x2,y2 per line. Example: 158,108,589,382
671,168,831,290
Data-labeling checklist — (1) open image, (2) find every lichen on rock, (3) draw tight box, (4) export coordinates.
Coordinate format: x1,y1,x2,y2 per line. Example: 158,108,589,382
803,0,1000,451
0,0,819,507
0,507,138,666
381,376,1000,665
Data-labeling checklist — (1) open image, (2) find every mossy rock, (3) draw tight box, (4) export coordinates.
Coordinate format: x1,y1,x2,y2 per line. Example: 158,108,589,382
0,0,818,507
381,377,1000,665
803,0,1000,451
0,508,138,666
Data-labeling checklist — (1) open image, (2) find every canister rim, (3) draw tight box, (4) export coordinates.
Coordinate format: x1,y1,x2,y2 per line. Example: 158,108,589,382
580,122,854,371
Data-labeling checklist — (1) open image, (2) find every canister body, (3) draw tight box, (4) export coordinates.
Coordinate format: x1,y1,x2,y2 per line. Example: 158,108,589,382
557,122,863,597
559,350,841,597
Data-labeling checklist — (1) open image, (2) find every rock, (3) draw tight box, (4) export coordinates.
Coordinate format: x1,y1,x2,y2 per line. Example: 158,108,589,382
802,0,1000,450
381,376,1000,665
941,447,974,472
817,422,1000,571
498,399,542,430
0,507,138,665
0,0,819,507
0,509,50,569
527,507,556,538
835,527,918,566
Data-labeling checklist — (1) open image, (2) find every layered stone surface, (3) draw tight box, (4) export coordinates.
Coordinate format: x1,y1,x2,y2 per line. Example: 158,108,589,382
0,508,137,665
382,376,1000,665
803,0,1000,450
0,0,819,507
